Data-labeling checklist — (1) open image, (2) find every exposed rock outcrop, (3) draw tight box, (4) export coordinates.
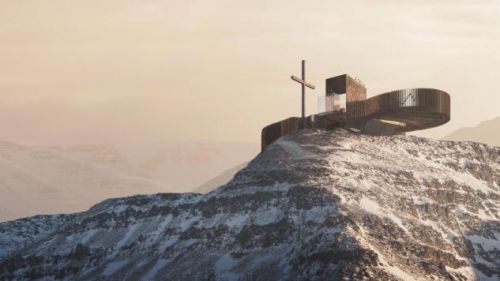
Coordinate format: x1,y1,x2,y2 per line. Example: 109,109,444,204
0,129,498,280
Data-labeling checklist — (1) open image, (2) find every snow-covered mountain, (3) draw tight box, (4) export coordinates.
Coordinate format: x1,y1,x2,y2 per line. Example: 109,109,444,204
0,141,258,222
192,162,248,193
0,129,498,280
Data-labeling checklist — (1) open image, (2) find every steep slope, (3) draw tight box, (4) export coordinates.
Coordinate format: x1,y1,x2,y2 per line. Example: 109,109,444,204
443,116,500,147
0,129,499,281
192,162,248,193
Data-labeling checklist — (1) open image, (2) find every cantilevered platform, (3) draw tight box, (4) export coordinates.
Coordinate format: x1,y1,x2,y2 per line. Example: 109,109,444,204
261,75,450,152
349,88,450,133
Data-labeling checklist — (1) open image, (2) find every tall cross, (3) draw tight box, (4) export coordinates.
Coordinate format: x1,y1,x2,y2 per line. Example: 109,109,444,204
291,60,315,119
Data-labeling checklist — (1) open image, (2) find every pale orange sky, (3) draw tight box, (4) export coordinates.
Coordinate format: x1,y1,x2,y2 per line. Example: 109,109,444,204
1,0,499,145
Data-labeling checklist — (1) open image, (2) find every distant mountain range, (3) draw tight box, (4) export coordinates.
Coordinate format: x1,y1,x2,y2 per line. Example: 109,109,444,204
115,142,258,193
0,141,258,222
443,116,500,147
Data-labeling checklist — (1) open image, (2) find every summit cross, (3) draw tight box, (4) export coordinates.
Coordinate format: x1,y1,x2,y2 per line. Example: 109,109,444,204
291,59,315,119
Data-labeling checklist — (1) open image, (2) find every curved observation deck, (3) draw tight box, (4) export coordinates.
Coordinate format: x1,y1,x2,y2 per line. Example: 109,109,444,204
347,88,450,133
261,88,450,152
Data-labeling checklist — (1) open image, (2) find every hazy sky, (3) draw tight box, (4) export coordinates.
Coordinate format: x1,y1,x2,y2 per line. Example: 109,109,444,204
1,0,499,145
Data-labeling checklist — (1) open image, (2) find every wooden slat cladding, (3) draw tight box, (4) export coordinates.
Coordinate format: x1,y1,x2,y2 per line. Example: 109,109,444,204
261,85,450,152
261,113,346,152
348,88,450,123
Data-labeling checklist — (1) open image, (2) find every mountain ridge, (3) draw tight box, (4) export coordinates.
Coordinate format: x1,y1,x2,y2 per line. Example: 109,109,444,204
192,162,248,193
0,129,498,280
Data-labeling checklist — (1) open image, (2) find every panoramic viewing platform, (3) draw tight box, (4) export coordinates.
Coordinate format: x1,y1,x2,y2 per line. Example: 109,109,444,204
261,71,450,151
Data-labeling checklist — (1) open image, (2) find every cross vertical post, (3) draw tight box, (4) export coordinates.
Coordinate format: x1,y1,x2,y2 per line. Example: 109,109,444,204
301,59,305,119
291,59,315,128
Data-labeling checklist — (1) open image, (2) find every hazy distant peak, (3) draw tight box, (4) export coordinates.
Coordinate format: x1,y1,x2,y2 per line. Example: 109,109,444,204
443,115,500,147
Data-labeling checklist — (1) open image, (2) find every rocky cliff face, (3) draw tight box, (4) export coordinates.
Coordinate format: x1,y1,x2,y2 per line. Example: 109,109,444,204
0,129,499,281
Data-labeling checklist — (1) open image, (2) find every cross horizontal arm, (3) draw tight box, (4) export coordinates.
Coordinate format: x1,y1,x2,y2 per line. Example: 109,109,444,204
291,75,315,90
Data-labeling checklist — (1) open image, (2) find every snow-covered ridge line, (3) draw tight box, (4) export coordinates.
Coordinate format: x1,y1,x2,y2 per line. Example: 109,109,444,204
0,129,498,281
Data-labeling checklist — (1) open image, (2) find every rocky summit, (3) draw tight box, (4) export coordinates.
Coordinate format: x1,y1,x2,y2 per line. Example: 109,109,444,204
0,129,499,281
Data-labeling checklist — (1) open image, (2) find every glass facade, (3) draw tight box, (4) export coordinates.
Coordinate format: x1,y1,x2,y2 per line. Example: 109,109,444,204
317,96,326,113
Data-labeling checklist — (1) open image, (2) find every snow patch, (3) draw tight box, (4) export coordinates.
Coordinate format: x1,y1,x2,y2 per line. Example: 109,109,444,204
141,258,170,281
383,264,417,281
274,140,319,160
468,234,500,252
102,260,128,276
225,213,249,228
116,224,139,249
359,197,405,230
254,207,284,225
216,253,243,281
159,236,178,253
